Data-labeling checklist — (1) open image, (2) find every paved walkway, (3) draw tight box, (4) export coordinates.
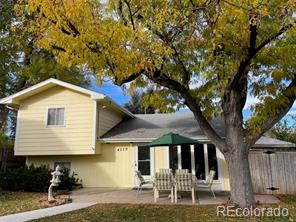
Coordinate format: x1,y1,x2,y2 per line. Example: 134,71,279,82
0,202,96,222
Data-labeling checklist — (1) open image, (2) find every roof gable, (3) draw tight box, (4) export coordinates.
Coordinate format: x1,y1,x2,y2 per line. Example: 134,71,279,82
0,78,134,117
0,78,104,105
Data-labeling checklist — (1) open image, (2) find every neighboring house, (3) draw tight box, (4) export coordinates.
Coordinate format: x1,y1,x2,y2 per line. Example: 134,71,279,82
0,79,295,193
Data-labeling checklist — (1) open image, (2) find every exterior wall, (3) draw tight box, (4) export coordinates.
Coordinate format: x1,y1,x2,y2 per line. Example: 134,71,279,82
16,86,95,155
27,143,134,187
98,107,122,137
154,146,168,172
27,141,232,189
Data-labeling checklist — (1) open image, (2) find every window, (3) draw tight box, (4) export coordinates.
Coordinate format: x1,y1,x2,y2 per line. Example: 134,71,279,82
138,146,150,176
54,162,71,171
194,144,205,180
194,144,219,180
47,108,65,126
181,145,191,173
207,144,219,180
169,145,178,172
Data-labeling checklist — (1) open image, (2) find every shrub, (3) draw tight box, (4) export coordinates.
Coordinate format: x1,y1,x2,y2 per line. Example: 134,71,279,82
24,165,52,192
0,164,81,192
0,167,26,191
0,164,51,192
57,168,80,191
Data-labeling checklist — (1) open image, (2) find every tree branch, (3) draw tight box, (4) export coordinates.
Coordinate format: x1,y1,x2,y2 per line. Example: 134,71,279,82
51,45,66,52
117,0,128,26
146,70,226,151
146,26,191,86
254,22,296,55
114,69,144,85
123,0,136,30
247,77,296,147
230,21,295,91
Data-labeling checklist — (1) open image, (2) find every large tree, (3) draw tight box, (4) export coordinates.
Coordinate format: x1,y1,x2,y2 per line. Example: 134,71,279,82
123,90,156,114
21,0,296,208
267,115,296,144
0,0,90,135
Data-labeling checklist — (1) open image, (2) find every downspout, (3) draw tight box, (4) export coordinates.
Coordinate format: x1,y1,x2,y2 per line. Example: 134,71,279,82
92,101,98,152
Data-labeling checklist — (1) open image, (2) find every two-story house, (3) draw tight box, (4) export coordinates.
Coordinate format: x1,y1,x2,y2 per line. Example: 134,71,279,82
0,78,294,192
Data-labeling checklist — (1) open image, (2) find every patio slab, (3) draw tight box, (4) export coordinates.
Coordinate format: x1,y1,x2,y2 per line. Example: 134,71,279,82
71,188,230,205
255,194,280,204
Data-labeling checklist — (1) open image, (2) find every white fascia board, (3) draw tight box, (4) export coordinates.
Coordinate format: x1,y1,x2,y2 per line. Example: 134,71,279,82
0,78,105,105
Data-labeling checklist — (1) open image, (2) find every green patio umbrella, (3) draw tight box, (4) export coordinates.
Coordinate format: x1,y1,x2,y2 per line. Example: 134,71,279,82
146,132,200,147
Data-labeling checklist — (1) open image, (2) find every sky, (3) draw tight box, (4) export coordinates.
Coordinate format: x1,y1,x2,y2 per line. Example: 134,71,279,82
89,76,296,122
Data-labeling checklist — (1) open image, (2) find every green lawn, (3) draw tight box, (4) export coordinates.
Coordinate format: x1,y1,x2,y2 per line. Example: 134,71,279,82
0,191,47,216
33,195,296,222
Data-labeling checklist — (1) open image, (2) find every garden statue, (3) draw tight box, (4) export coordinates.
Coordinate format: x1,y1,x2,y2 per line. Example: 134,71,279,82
48,165,62,201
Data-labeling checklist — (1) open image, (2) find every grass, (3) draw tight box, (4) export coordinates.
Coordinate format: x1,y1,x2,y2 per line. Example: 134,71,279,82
0,191,47,216
32,196,296,222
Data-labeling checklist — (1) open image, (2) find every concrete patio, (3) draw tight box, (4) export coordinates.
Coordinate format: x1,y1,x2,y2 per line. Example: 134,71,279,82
70,188,230,205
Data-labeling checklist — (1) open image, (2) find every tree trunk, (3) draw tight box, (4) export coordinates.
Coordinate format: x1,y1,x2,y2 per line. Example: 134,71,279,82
0,107,8,133
0,148,8,173
224,147,255,208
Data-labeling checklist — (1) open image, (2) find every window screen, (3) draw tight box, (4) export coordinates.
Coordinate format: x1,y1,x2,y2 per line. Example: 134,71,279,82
47,108,65,126
54,162,71,171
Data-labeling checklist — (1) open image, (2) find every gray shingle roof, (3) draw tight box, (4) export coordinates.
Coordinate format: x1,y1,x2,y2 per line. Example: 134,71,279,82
103,112,220,139
254,136,295,147
101,112,295,147
102,112,223,141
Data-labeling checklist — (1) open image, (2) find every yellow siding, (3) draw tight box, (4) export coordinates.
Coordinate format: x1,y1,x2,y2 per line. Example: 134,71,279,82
16,86,95,155
98,107,122,136
27,141,232,189
27,143,134,187
154,146,168,172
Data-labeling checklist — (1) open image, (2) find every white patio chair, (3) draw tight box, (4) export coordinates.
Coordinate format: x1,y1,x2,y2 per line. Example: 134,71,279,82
196,170,216,198
154,171,174,203
174,170,195,204
135,170,153,195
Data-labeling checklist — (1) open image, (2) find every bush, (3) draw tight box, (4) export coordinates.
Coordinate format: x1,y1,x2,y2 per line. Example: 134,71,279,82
24,165,52,192
0,167,26,191
0,164,81,192
57,168,80,191
0,164,51,192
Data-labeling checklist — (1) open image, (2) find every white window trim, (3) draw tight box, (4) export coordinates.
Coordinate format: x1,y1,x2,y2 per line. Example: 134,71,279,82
134,145,154,186
45,106,66,127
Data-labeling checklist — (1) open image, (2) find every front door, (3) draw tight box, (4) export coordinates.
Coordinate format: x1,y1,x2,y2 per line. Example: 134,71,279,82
135,146,154,183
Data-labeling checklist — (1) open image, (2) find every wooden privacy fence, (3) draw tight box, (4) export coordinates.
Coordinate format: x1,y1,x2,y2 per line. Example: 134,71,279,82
249,150,296,195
